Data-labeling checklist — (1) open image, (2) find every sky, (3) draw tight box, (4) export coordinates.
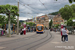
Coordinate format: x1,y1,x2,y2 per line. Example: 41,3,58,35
0,0,75,20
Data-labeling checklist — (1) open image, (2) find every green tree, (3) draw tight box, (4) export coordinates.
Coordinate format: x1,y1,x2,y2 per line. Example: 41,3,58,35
49,19,53,28
67,18,75,26
48,11,59,15
0,4,19,37
28,22,35,26
26,22,35,27
0,24,2,28
56,0,75,3
59,4,75,20
54,24,59,28
0,15,6,26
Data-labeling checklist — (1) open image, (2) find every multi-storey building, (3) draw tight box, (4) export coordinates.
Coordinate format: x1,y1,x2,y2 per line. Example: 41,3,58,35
25,15,55,29
53,14,64,25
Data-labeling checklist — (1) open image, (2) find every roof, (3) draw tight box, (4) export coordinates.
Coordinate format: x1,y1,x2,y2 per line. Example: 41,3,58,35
47,15,55,19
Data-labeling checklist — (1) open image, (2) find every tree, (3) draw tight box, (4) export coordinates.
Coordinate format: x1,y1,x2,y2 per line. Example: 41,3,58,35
0,4,19,37
59,4,75,20
56,0,75,3
49,19,53,28
28,22,35,27
0,15,6,26
0,24,2,28
54,24,59,28
26,22,35,27
67,18,75,26
48,11,59,15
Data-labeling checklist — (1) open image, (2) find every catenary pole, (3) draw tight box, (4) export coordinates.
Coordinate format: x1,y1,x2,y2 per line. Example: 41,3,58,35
17,1,19,35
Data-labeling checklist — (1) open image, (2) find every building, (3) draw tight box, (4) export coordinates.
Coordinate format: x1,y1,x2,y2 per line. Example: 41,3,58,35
34,15,55,29
25,19,33,22
25,15,55,29
53,14,64,25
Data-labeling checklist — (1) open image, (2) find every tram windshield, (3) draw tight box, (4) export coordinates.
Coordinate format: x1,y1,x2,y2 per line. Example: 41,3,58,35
37,26,43,31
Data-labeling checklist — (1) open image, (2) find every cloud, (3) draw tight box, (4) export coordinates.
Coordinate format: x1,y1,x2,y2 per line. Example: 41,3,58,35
19,17,31,20
0,0,75,20
36,13,45,16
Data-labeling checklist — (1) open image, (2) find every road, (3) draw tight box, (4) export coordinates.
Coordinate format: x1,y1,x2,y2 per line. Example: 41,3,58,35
0,30,52,50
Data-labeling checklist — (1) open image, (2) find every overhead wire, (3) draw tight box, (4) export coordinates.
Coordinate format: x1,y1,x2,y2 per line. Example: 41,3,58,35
15,0,49,17
19,0,45,14
39,0,50,13
15,0,39,14
19,0,40,14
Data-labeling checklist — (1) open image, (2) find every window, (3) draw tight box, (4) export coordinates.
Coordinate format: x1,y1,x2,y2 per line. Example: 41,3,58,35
41,17,45,20
37,26,43,31
37,18,39,21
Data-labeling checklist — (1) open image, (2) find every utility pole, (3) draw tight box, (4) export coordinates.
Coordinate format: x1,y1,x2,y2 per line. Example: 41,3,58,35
17,1,19,35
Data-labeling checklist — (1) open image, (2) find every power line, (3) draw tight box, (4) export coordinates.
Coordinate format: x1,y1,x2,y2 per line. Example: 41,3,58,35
19,0,40,14
15,0,38,14
19,0,45,14
19,12,39,14
39,0,50,13
15,0,48,15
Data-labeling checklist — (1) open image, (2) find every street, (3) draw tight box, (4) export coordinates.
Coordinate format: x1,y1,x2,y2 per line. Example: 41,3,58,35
0,30,75,50
0,30,52,50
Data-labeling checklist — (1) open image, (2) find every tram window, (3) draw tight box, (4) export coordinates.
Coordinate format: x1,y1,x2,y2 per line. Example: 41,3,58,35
37,26,42,31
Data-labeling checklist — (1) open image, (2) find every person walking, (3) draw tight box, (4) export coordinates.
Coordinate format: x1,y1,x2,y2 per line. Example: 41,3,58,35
61,26,67,42
65,28,69,42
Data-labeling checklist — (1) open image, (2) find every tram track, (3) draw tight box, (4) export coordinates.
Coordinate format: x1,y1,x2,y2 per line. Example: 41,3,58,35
0,30,53,50
0,33,40,46
27,30,52,50
12,30,52,50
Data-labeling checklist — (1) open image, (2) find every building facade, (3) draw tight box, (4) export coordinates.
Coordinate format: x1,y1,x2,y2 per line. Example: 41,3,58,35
53,14,64,25
34,15,49,29
25,15,55,29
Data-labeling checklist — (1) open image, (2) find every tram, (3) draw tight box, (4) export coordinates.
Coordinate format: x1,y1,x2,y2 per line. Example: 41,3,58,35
36,24,44,34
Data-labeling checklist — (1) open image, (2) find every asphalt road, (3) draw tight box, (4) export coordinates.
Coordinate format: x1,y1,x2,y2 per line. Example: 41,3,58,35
0,30,52,50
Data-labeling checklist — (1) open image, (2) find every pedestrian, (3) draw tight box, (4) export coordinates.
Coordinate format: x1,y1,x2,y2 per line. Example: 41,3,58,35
3,29,6,35
65,28,69,42
61,26,67,42
20,28,24,35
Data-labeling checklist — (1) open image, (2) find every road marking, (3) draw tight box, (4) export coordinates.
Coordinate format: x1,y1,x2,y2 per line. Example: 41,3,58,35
0,47,6,49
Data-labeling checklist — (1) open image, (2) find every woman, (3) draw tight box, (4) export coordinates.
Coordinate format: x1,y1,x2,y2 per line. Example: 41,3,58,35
65,28,69,42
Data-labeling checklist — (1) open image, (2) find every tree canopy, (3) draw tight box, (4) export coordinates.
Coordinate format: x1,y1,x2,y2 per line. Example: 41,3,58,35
48,11,59,15
67,18,75,26
59,4,75,20
0,15,6,26
49,19,53,28
0,4,19,16
26,22,35,26
56,0,75,3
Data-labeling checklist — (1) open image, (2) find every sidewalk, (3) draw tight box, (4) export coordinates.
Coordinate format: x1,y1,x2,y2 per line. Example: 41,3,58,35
0,32,36,42
37,31,75,50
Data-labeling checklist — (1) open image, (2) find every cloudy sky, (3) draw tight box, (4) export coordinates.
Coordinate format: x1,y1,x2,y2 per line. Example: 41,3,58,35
0,0,75,20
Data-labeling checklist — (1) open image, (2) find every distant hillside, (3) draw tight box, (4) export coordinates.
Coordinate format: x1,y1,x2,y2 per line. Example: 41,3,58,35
48,11,59,15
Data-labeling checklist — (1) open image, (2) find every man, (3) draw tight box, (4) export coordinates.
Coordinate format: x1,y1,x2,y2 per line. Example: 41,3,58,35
61,26,67,42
